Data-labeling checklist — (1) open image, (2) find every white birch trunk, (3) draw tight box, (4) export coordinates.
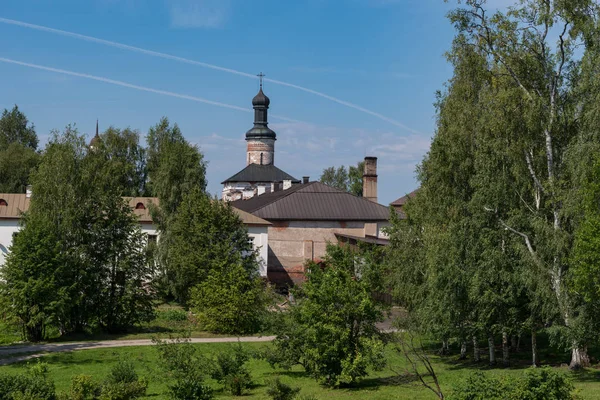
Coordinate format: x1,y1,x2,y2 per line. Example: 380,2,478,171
488,336,496,366
569,345,590,370
460,341,467,360
532,329,538,367
473,336,480,362
502,331,510,367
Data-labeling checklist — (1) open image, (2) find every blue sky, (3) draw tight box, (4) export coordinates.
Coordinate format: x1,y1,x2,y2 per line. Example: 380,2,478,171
0,0,510,204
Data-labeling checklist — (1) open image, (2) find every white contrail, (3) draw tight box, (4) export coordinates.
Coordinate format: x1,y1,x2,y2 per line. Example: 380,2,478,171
0,17,420,134
0,57,301,123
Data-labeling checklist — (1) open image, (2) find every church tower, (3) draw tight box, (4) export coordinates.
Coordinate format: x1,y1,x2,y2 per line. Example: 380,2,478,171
246,73,276,166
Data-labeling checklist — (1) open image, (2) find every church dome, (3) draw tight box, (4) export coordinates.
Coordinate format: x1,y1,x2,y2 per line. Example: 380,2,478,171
252,88,270,107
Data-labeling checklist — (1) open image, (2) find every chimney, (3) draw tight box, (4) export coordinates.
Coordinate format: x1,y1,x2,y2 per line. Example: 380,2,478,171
302,176,310,184
362,157,378,203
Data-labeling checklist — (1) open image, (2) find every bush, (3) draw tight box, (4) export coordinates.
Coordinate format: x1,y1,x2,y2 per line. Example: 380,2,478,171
168,377,213,400
210,343,252,396
190,263,267,334
0,361,56,400
449,367,578,400
98,381,147,400
65,375,100,400
99,360,147,400
265,377,300,400
271,244,386,387
153,336,213,399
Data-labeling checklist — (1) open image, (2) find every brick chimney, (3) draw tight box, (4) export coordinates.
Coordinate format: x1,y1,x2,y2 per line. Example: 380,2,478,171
362,157,378,203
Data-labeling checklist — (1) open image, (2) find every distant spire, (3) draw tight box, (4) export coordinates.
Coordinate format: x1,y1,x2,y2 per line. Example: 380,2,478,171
257,72,265,89
95,119,99,137
89,119,101,149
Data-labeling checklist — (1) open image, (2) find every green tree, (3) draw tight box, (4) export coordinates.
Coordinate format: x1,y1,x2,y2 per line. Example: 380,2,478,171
0,106,40,193
0,142,40,193
271,244,386,386
98,127,148,197
0,105,38,150
3,126,154,338
167,188,257,305
0,216,64,342
319,161,364,196
446,0,600,368
319,166,348,191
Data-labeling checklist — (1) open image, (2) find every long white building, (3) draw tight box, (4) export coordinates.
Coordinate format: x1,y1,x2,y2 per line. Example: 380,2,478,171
0,193,270,276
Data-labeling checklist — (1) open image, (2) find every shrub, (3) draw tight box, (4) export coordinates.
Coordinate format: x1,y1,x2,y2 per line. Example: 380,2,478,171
66,375,100,400
106,361,138,385
190,263,267,334
99,360,147,400
98,381,147,400
168,377,213,400
0,361,56,400
265,377,300,400
210,343,252,396
449,367,578,400
153,336,213,399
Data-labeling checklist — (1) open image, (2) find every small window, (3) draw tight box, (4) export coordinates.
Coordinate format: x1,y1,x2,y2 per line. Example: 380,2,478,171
135,202,146,210
147,234,158,246
0,199,7,206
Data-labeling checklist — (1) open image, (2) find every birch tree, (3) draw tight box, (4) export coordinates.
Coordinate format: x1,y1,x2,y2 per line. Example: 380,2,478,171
448,0,600,368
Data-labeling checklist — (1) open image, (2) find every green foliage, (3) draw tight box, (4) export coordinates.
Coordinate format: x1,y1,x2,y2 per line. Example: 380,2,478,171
0,105,38,150
191,263,266,334
0,142,40,193
319,161,364,196
265,378,300,400
153,336,213,399
168,186,261,311
98,381,147,400
0,217,64,341
105,361,138,385
271,244,386,386
97,127,148,197
449,367,578,400
159,309,188,322
65,375,100,400
0,126,154,341
209,343,252,396
0,362,56,400
167,377,213,400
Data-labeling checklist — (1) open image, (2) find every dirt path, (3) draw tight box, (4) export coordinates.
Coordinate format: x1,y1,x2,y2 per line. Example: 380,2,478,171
0,336,276,366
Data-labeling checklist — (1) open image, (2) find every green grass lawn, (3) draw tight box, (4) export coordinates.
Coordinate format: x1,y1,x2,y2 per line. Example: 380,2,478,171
2,342,600,400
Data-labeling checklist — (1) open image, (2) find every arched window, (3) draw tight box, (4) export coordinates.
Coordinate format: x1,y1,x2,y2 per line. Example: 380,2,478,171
135,202,146,210
0,199,7,206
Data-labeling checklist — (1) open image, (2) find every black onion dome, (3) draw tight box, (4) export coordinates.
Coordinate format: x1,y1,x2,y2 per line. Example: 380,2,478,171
252,88,270,107
89,134,101,148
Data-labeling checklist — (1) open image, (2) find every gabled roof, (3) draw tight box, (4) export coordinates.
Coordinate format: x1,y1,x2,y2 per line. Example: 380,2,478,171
0,193,270,227
231,181,393,221
390,189,419,207
0,194,30,219
232,207,271,226
222,164,300,184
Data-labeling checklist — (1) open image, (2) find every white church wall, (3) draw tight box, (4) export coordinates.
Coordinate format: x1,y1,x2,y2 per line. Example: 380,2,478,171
247,225,269,277
0,219,19,266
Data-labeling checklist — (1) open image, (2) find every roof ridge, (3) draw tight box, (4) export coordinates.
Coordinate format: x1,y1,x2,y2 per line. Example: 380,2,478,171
249,181,315,213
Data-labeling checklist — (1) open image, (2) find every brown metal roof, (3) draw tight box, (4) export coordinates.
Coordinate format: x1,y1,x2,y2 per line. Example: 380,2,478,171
390,189,419,206
232,207,271,226
0,194,269,227
231,182,393,221
0,194,30,219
